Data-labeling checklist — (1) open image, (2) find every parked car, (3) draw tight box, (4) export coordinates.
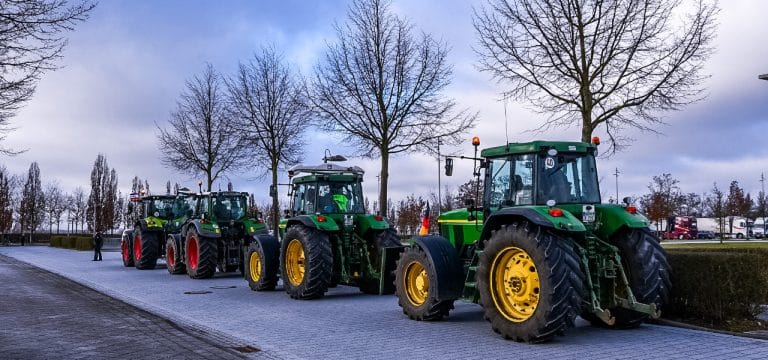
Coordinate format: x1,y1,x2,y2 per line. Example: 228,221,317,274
697,230,715,239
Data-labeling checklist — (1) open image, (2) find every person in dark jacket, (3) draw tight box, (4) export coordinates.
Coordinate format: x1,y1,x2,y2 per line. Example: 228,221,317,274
92,232,103,261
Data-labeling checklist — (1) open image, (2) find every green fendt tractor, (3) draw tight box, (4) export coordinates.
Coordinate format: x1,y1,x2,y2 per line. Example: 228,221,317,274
245,158,403,299
122,192,193,270
394,137,671,343
171,190,268,279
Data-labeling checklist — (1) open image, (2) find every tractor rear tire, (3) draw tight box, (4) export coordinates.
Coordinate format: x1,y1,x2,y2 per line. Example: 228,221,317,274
246,235,280,291
121,231,134,267
165,237,186,275
586,227,671,329
394,243,455,321
477,223,583,343
133,226,159,270
360,228,402,294
280,225,332,299
185,228,217,279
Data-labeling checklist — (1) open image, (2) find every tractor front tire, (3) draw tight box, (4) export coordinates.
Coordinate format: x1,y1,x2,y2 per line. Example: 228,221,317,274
394,243,455,321
185,228,217,279
359,228,402,294
121,232,134,267
588,227,671,329
133,226,159,270
477,223,583,343
165,237,186,275
246,235,280,291
280,225,332,299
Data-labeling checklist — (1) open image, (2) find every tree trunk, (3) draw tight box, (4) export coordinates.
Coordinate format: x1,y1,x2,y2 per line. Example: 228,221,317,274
271,163,279,235
378,150,389,216
581,117,593,143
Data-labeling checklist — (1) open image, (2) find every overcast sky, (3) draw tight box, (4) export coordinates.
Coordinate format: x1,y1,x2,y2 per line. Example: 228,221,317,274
3,0,768,208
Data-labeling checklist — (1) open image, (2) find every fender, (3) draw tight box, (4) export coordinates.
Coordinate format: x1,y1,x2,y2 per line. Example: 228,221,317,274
356,214,390,234
593,204,651,240
478,207,586,246
183,220,221,239
413,235,464,301
286,215,340,232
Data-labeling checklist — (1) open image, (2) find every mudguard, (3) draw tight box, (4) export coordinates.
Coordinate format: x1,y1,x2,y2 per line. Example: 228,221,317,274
413,235,464,301
479,207,586,245
286,215,340,232
594,204,651,240
183,220,222,239
356,214,390,234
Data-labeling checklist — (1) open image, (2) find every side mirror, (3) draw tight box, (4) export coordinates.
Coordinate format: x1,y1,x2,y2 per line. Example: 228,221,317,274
464,198,475,208
283,209,291,218
444,158,453,176
269,185,277,198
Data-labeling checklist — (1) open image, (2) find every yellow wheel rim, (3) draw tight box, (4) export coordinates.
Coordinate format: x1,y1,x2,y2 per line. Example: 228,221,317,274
490,246,540,322
404,261,428,306
249,251,262,282
285,239,305,286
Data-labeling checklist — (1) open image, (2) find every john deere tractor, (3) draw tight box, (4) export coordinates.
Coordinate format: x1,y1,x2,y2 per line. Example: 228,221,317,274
394,137,671,343
245,158,403,299
171,190,268,279
122,192,193,270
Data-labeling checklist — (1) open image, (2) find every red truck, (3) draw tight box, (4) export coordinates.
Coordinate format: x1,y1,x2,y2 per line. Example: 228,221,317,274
663,216,698,239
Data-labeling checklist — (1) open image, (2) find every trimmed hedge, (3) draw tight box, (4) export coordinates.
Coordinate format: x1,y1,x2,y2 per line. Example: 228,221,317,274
664,248,768,322
49,235,93,251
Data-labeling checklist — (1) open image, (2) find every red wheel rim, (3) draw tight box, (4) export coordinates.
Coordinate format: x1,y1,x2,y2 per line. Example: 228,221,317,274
167,243,175,268
122,241,130,261
188,235,198,270
133,233,142,261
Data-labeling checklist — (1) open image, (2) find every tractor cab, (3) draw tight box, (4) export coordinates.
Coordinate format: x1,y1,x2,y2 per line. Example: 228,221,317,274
483,140,601,210
203,192,249,222
287,164,366,217
142,195,177,220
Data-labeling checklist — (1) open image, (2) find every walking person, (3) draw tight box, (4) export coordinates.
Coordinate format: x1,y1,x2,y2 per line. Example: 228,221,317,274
92,232,103,261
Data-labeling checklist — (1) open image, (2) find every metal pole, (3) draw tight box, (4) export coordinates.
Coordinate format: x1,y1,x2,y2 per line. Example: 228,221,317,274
437,138,442,212
761,172,766,233
613,167,620,203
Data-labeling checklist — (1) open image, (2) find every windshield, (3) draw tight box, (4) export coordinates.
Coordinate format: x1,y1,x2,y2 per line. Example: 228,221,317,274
293,180,365,214
486,152,600,207
538,153,600,204
211,195,247,221
146,198,175,220
171,195,196,219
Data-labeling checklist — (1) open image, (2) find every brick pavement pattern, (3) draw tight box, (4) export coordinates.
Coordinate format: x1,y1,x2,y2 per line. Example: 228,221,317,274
0,253,255,360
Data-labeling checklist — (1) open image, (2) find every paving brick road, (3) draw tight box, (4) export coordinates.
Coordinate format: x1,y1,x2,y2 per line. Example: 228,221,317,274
0,253,259,360
2,246,768,359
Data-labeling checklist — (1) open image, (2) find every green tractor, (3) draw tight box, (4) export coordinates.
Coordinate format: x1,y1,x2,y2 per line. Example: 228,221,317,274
171,190,268,279
122,192,193,270
245,159,403,299
394,137,671,343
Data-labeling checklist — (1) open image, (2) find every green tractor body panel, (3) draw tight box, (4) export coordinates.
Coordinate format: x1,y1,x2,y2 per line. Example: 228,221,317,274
436,209,484,249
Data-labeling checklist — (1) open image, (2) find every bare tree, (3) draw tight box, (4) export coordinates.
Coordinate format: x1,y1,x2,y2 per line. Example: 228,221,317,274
474,0,719,153
157,63,247,191
229,46,310,234
19,161,44,243
639,173,684,227
311,0,477,215
86,154,118,233
43,182,66,233
0,0,96,155
704,182,726,242
68,186,86,233
0,167,15,236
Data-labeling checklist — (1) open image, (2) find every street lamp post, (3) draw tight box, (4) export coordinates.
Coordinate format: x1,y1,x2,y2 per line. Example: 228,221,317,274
613,168,620,203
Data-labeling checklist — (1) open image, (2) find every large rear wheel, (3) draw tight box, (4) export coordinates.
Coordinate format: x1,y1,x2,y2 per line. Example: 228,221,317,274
394,244,455,321
246,235,280,291
165,237,186,275
280,225,332,299
586,227,671,329
477,223,583,343
185,228,217,279
133,226,159,270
